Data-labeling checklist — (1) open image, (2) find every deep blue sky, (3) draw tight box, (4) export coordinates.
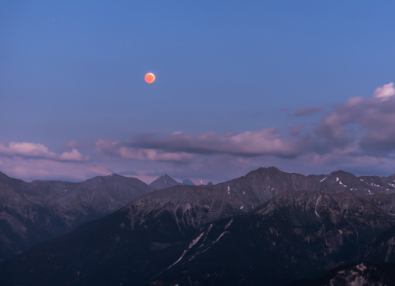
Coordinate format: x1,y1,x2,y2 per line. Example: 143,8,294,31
1,1,395,183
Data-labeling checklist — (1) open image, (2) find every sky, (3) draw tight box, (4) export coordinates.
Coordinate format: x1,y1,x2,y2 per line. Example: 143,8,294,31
1,1,395,184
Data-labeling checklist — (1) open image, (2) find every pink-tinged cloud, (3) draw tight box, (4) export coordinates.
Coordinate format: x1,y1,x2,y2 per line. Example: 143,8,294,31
289,124,302,136
0,142,57,158
316,82,395,154
95,139,118,153
95,139,194,163
118,147,194,162
64,140,79,149
374,82,395,100
130,128,301,158
59,149,89,161
0,141,89,162
0,157,97,182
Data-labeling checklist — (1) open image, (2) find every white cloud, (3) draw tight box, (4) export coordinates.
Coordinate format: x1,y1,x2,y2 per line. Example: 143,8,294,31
374,82,395,100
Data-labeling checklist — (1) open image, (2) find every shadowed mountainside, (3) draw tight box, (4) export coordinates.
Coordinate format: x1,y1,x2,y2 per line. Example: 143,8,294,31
1,189,395,285
2,166,395,285
286,262,395,286
0,172,154,261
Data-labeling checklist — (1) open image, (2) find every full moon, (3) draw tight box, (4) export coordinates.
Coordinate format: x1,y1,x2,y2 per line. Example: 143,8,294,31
145,73,155,84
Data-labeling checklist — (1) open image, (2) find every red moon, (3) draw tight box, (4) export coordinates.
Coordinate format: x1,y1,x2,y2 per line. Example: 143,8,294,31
145,73,155,84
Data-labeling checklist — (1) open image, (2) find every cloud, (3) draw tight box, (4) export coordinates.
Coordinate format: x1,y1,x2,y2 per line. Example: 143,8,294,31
316,82,395,155
0,157,97,182
95,139,194,163
374,82,395,100
5,82,395,184
289,125,302,136
293,106,323,116
118,147,194,162
72,81,395,181
0,142,56,158
59,149,89,161
130,128,301,158
0,142,89,162
95,139,118,154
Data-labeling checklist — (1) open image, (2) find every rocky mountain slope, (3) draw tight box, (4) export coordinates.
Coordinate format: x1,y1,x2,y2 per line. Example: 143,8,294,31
2,166,395,285
1,189,395,286
0,172,154,261
148,191,395,286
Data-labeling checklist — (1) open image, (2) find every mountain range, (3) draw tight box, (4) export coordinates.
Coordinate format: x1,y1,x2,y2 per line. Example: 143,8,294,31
2,167,395,285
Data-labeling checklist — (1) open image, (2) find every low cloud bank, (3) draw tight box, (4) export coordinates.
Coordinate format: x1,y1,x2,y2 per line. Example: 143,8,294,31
2,83,395,183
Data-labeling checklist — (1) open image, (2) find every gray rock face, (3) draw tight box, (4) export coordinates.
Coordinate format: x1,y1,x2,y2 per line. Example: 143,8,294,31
0,172,154,261
149,174,181,190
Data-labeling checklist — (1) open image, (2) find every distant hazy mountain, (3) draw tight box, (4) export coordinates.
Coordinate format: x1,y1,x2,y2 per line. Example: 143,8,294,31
149,174,181,190
207,181,213,185
0,172,154,261
182,179,195,185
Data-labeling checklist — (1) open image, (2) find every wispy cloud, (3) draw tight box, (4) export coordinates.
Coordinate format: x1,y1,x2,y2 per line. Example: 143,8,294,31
0,142,89,162
0,157,96,182
293,106,323,116
95,139,194,163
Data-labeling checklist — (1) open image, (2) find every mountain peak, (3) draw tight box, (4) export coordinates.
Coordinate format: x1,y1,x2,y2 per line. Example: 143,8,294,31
149,174,181,190
330,170,352,175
